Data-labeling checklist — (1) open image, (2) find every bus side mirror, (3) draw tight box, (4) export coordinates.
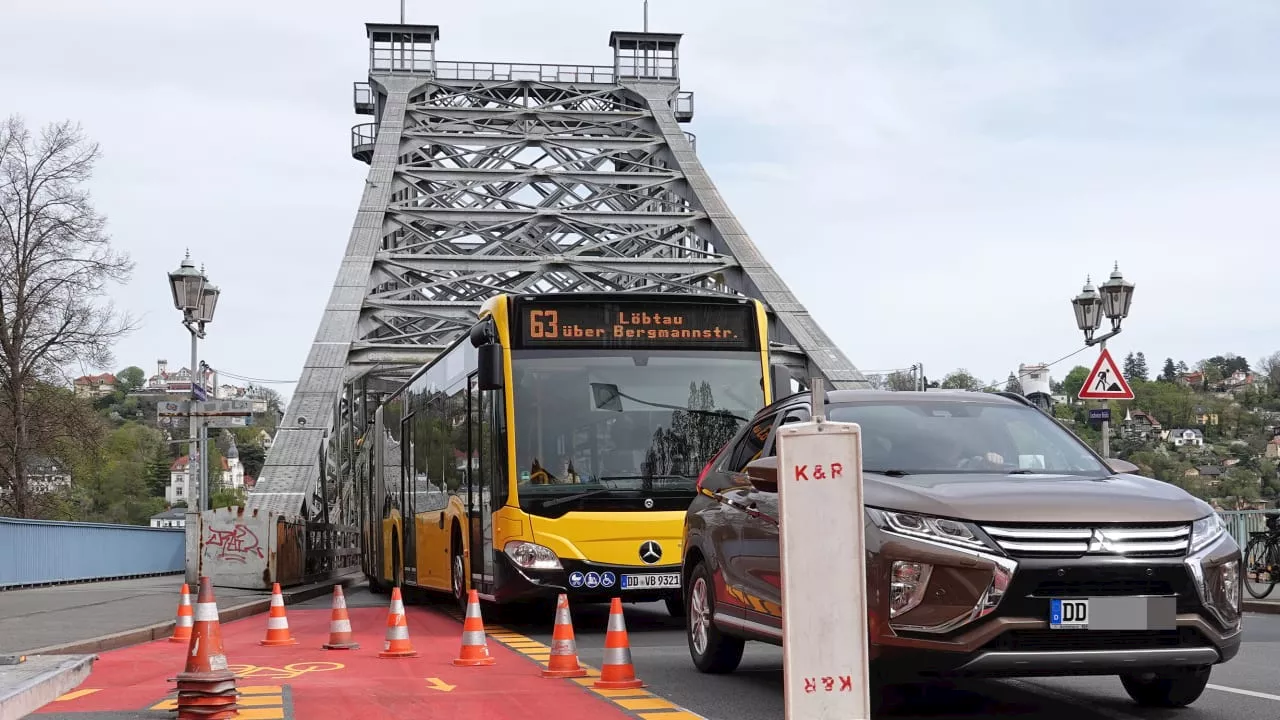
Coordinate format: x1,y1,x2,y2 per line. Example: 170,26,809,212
770,363,794,401
478,344,504,390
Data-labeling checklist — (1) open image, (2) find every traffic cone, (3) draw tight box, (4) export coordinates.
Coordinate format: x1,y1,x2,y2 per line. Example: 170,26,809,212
452,589,496,666
169,583,193,643
322,585,359,650
541,593,587,678
378,587,418,658
170,576,239,719
259,583,298,646
593,597,644,689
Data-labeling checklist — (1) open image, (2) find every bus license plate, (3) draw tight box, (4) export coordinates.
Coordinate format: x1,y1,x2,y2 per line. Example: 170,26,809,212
621,573,681,590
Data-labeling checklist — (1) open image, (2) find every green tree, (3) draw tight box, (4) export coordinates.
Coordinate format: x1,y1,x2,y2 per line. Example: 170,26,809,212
940,369,983,391
205,441,225,494
1060,365,1090,399
1161,358,1177,382
116,366,145,393
0,116,135,519
1005,372,1023,395
1133,352,1149,381
238,442,265,479
64,421,166,524
1123,352,1139,380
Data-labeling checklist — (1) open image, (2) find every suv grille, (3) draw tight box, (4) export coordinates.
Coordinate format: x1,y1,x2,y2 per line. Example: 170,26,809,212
981,524,1190,558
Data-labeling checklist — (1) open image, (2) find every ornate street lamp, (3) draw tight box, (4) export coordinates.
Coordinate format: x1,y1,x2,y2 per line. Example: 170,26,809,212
1071,277,1104,345
1098,263,1135,328
169,252,219,585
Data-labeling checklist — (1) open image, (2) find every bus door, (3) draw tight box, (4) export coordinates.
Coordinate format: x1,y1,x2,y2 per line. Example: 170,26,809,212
468,373,495,595
401,413,418,584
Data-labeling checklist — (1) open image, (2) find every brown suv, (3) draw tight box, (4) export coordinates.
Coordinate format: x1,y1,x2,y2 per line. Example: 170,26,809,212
680,389,1242,709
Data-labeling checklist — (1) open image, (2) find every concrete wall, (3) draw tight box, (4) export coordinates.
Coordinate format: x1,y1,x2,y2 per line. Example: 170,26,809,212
0,517,184,588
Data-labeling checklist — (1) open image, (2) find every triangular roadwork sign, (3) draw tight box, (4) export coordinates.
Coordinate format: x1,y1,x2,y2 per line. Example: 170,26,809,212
1078,348,1134,400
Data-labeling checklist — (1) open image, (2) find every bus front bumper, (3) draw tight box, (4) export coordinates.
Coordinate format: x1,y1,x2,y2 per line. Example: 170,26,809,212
495,554,683,605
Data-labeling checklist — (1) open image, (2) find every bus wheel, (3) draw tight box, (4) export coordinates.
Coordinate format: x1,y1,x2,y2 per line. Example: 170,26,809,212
451,529,467,614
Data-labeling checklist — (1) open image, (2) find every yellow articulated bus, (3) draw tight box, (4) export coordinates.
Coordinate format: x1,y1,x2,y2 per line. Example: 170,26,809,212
358,291,782,614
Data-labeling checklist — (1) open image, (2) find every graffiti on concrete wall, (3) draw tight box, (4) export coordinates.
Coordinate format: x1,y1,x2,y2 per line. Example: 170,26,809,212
204,523,265,563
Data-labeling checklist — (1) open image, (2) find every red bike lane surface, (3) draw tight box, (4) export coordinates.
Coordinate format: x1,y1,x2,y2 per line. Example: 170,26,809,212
36,604,634,719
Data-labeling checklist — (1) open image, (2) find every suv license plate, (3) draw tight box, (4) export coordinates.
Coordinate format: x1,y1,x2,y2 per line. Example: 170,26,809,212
621,573,680,590
1049,598,1088,628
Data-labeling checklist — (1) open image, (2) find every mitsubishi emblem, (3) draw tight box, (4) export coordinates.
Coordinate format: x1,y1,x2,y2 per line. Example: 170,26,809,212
639,541,663,564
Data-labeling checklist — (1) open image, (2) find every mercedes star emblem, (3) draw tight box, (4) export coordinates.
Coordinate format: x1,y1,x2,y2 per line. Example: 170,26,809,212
639,541,663,564
643,498,655,509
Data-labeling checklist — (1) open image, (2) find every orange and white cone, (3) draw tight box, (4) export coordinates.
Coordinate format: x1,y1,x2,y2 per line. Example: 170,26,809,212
170,576,238,719
169,583,194,643
593,597,644,689
259,582,298,646
378,586,418,658
542,593,587,678
322,585,359,650
452,589,496,666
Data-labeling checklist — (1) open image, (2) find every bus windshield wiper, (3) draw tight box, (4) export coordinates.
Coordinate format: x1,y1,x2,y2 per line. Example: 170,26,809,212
868,469,911,477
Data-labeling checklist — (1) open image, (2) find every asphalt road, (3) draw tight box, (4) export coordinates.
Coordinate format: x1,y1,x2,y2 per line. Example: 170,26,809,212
488,598,1280,720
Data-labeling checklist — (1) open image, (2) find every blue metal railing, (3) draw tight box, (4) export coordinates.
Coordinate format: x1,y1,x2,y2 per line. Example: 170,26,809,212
1218,509,1277,550
0,517,185,589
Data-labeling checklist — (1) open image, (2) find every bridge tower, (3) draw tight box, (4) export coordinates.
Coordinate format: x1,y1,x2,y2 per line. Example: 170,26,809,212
226,21,868,589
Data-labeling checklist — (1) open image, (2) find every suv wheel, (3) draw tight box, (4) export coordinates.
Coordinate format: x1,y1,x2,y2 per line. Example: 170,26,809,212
1119,666,1211,707
686,560,745,673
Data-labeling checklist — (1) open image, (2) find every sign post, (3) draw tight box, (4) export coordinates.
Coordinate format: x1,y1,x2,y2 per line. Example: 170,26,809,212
776,378,870,720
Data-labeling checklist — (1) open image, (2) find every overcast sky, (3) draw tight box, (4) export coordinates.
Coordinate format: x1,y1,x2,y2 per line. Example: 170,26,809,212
3,0,1278,402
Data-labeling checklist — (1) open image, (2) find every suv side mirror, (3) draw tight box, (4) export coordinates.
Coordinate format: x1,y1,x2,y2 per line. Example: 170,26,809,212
744,456,778,492
1106,458,1139,475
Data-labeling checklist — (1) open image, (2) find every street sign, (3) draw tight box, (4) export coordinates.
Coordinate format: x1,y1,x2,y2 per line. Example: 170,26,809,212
1088,407,1112,423
776,416,870,719
194,400,253,416
204,416,254,428
192,383,208,402
1078,348,1134,400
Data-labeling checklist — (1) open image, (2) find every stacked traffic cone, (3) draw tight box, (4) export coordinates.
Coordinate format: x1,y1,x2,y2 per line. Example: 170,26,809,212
259,583,298,646
170,576,239,719
452,589,496,666
593,597,644,689
378,587,418,658
169,584,194,643
322,585,359,650
541,593,587,678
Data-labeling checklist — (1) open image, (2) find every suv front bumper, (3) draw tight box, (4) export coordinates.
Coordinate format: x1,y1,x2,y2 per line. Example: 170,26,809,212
871,531,1242,679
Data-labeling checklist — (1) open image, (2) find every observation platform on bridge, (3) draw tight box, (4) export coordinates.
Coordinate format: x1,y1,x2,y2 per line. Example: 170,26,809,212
13,585,702,720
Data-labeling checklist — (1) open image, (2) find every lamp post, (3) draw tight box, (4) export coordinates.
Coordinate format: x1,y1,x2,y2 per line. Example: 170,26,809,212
169,252,221,585
1070,263,1136,458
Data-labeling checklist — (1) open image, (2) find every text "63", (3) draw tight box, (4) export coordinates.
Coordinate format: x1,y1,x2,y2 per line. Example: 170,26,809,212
792,463,843,481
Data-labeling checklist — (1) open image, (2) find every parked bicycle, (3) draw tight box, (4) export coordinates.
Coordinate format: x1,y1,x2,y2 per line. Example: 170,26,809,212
1244,512,1280,599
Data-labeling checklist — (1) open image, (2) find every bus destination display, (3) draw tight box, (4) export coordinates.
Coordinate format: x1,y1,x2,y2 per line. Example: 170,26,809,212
515,301,756,350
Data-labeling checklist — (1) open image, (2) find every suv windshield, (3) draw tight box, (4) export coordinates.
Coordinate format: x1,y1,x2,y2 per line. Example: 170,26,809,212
512,350,763,511
828,399,1110,476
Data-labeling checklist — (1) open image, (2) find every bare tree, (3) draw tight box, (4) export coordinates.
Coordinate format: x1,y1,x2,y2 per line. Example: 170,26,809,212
0,115,134,518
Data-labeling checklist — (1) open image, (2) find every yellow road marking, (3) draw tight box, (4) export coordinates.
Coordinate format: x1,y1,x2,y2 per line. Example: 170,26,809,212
237,708,285,720
54,689,100,701
463,609,706,720
149,685,286,712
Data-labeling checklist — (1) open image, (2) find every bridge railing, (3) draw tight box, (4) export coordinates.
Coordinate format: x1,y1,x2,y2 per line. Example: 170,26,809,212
434,61,615,84
1218,508,1278,550
0,517,184,589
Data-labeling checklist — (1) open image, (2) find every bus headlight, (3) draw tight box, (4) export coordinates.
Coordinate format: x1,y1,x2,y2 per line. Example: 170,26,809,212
504,541,562,570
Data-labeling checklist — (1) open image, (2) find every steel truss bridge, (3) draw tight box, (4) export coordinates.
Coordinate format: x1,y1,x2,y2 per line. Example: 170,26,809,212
213,21,868,589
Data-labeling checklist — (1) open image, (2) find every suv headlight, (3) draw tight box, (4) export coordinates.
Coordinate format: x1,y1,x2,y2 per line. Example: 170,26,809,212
1189,513,1227,553
504,540,562,570
868,508,988,551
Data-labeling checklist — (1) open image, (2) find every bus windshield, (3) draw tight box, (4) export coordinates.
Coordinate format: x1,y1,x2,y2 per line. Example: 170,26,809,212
511,349,764,510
